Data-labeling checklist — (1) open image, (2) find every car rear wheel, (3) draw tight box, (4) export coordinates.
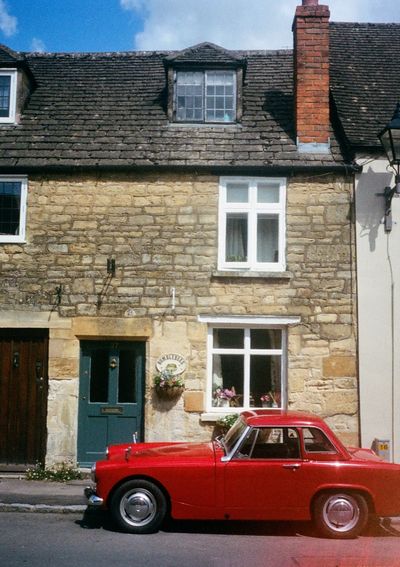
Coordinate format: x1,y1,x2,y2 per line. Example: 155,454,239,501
110,479,167,534
313,492,369,539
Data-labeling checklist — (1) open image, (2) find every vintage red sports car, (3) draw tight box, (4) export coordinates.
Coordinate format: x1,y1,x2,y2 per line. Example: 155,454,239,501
85,410,400,538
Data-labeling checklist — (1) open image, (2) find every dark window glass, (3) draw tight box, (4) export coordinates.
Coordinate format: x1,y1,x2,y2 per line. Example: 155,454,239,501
213,328,244,348
0,182,21,235
250,329,281,349
118,349,136,403
0,75,10,117
89,349,109,403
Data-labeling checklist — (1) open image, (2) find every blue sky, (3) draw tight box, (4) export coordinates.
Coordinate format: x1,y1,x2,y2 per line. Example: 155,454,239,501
1,0,400,53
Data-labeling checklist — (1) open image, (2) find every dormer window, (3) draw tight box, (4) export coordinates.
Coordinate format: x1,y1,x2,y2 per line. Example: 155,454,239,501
164,42,246,125
176,70,236,123
0,69,17,123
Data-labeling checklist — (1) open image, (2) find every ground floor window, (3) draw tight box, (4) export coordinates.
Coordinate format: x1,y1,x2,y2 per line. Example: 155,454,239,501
199,316,300,413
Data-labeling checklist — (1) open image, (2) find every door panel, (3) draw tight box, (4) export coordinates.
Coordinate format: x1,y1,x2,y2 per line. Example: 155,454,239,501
0,329,48,467
77,341,145,466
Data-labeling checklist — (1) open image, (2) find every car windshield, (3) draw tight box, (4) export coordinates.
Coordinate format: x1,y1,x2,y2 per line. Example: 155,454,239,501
223,417,247,454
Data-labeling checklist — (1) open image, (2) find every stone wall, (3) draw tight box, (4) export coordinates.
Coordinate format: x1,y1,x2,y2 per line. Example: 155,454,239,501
0,171,358,462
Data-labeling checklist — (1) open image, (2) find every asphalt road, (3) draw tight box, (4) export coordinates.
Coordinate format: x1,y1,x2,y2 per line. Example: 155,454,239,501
1,511,400,567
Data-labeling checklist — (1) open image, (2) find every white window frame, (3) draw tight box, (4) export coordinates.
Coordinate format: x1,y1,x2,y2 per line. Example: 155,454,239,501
199,315,300,414
175,70,237,123
0,175,28,243
0,69,17,124
218,176,286,272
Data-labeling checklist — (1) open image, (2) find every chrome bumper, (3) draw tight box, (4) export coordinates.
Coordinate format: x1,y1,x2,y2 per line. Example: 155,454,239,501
84,486,104,507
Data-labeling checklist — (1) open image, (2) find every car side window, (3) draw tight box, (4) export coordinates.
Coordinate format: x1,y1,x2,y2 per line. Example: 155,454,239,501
236,427,300,459
303,427,336,453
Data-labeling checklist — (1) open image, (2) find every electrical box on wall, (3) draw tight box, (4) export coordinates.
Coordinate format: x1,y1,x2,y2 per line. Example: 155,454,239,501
372,438,391,461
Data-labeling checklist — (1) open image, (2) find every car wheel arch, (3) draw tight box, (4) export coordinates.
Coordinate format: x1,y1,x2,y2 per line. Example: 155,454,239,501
310,486,375,517
106,474,171,512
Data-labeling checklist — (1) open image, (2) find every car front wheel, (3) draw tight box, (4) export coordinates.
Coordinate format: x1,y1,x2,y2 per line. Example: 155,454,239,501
313,492,369,539
110,479,167,534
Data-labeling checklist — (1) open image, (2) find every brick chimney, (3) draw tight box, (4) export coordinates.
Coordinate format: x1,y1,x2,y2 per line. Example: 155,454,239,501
293,0,331,153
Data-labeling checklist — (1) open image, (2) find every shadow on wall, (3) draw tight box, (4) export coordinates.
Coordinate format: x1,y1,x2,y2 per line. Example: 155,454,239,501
356,167,394,252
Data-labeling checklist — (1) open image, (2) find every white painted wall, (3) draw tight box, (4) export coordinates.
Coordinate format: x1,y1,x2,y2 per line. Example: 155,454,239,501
356,157,400,462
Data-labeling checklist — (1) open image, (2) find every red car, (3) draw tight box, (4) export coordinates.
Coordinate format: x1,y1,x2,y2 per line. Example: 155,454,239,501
85,410,400,538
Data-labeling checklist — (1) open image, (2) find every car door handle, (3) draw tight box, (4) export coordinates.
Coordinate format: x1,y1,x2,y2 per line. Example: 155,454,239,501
282,463,301,470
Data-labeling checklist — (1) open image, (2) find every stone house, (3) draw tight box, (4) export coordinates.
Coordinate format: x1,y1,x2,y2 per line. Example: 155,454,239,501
0,0,393,468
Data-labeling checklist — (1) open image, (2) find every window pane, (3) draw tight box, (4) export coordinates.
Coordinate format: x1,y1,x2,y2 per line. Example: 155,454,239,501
118,349,136,403
176,72,203,121
0,182,21,235
251,329,282,349
257,214,279,263
205,71,235,122
257,183,280,203
226,213,248,262
250,355,281,408
0,75,10,117
303,428,336,453
89,349,109,403
226,183,248,202
213,328,244,348
212,354,243,407
246,428,300,459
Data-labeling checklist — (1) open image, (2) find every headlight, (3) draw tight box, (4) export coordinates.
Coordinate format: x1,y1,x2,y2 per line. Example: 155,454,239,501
90,462,97,483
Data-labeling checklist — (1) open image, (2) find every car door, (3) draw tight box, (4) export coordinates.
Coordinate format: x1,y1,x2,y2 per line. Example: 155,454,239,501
223,427,309,520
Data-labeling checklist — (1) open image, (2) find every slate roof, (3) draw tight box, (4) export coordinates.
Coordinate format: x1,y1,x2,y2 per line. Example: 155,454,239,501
330,22,400,149
0,22,398,172
0,43,346,171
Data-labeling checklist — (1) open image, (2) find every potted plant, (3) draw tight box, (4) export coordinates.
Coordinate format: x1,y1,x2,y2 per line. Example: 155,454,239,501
213,386,241,407
260,391,279,408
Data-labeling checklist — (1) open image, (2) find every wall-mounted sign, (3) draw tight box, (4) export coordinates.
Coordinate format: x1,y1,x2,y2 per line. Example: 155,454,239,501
156,353,186,376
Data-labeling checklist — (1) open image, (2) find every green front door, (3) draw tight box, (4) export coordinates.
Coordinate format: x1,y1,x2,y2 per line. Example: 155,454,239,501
77,341,145,467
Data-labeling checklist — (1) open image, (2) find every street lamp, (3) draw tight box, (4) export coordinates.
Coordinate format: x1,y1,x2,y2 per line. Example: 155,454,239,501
378,103,400,231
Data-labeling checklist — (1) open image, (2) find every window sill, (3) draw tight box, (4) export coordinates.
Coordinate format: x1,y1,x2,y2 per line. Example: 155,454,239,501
168,122,242,130
212,270,292,280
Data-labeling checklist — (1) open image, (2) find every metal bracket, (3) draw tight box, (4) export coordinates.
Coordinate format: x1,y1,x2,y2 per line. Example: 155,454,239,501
376,186,399,232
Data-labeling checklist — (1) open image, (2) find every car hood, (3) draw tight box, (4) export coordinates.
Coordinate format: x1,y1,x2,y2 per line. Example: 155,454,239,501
107,441,216,462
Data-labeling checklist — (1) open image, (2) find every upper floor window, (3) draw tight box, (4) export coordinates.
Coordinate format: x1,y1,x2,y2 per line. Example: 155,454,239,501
0,176,27,243
218,177,286,272
0,69,17,123
176,70,236,123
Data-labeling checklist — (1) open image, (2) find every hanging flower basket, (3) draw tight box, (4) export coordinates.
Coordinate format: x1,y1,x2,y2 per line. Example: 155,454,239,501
155,384,185,400
154,370,184,400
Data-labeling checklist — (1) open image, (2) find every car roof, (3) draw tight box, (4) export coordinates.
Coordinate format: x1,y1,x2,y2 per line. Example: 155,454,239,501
241,410,328,429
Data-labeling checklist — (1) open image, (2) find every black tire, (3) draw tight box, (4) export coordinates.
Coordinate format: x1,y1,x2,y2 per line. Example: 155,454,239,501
110,479,167,534
313,492,369,539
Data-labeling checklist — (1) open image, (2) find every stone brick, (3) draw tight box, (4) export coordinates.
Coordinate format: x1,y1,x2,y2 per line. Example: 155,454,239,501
184,391,205,412
323,356,356,377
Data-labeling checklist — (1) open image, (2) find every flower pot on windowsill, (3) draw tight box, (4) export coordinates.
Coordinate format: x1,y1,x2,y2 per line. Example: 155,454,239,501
217,398,230,408
155,385,184,400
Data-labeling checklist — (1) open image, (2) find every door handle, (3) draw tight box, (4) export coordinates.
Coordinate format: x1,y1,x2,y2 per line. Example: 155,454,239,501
282,463,301,470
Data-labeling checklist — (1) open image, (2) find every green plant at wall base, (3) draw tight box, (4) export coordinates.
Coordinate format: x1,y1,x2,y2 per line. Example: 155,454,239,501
216,413,239,432
26,462,83,482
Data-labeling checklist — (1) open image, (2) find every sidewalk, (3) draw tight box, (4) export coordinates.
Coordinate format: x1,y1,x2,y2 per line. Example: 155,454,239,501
0,476,89,513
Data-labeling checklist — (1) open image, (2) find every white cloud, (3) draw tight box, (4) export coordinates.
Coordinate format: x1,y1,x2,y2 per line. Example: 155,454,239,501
120,0,400,51
0,0,17,37
31,37,46,53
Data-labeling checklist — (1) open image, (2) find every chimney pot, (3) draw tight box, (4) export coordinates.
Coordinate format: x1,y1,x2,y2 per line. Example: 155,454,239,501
302,0,318,5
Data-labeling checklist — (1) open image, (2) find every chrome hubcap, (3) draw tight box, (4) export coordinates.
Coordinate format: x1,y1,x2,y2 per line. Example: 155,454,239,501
323,494,360,532
120,489,157,526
